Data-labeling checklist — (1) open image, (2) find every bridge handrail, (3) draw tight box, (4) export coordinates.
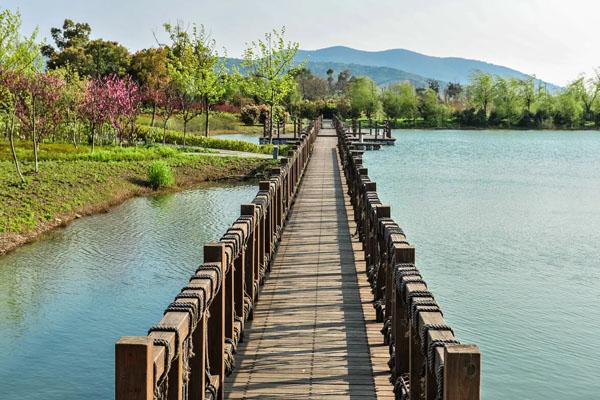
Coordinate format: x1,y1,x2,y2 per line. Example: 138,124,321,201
334,116,481,400
115,118,322,400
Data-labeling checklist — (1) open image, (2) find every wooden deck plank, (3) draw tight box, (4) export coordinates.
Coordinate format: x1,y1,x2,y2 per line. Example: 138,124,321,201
224,126,392,399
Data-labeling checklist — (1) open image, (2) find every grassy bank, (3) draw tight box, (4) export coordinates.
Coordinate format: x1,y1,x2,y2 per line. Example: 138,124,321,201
138,112,295,135
0,143,275,254
138,112,265,135
138,126,290,155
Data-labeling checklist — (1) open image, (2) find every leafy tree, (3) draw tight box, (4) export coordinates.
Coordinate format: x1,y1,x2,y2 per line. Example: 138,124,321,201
41,19,91,56
129,47,170,127
165,23,228,138
42,19,130,77
427,79,440,95
569,73,600,125
554,85,583,127
468,72,494,117
85,39,131,77
381,82,418,122
0,9,43,73
518,77,536,113
243,27,300,141
444,82,463,103
49,67,86,146
347,76,379,118
294,67,328,101
335,70,352,94
419,87,448,127
493,77,521,126
326,68,334,93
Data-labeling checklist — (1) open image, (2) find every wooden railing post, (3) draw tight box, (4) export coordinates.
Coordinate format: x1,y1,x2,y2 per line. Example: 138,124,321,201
205,243,226,400
241,204,257,312
444,345,481,400
188,316,206,400
115,336,153,400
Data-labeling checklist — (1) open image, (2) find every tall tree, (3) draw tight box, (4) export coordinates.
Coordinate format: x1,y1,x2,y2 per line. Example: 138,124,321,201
294,67,328,101
326,68,334,93
468,72,494,117
165,23,228,138
12,72,65,173
0,8,43,182
381,82,418,121
444,82,463,104
347,76,379,119
243,27,300,142
42,19,130,77
569,73,600,124
129,47,170,127
493,77,522,126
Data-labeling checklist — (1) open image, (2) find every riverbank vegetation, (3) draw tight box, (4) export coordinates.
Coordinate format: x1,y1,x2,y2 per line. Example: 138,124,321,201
292,68,600,130
1,7,301,253
0,141,273,253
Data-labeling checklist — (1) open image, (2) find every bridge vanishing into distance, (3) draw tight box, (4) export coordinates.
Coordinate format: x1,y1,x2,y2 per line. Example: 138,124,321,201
116,119,481,400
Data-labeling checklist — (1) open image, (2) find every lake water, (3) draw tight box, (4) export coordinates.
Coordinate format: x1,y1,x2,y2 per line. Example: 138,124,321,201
364,130,600,399
213,133,261,144
0,183,257,399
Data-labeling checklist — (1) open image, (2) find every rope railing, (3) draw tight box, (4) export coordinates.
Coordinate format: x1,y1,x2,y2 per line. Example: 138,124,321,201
115,117,322,400
334,116,481,400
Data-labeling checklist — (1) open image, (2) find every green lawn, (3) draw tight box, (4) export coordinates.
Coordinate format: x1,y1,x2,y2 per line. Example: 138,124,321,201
0,142,274,240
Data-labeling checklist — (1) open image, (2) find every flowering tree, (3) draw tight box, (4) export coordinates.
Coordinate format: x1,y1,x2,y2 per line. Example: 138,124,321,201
103,75,141,144
158,82,180,143
79,75,141,150
79,77,109,151
11,72,65,173
1,69,25,182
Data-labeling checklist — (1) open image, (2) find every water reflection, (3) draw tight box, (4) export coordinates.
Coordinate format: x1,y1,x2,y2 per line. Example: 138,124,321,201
0,182,257,399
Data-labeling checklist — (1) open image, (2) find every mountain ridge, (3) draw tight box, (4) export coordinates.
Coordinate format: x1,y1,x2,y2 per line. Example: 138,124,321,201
295,46,560,90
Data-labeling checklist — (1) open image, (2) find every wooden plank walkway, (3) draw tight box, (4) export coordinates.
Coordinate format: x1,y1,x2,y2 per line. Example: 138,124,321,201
224,126,394,399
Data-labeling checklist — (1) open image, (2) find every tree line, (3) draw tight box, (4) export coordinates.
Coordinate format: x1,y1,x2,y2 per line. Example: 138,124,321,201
0,8,301,183
317,70,600,129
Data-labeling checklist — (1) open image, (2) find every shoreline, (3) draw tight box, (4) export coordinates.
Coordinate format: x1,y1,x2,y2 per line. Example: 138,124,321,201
0,158,271,257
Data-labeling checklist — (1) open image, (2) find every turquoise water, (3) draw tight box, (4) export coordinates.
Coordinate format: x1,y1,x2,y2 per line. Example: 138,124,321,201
364,130,600,399
0,183,257,399
213,133,261,144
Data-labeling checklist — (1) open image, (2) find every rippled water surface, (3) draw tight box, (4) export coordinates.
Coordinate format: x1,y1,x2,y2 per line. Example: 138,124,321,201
0,183,257,399
364,130,600,399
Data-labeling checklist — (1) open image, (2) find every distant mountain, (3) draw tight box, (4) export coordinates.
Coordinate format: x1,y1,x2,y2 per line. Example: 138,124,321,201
296,46,560,90
225,57,445,88
304,61,444,88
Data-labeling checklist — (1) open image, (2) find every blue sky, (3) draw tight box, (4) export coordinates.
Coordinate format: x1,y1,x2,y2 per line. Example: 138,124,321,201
5,0,599,85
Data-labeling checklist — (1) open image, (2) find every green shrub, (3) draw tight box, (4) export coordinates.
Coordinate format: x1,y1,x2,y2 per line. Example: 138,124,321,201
137,125,290,155
147,161,175,189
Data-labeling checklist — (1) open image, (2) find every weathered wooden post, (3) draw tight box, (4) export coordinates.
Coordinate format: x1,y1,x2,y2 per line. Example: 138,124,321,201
115,336,154,400
205,243,226,399
443,345,481,400
241,204,257,308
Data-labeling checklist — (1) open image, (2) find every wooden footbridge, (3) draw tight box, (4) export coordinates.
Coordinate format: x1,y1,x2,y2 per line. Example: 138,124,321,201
116,119,481,400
